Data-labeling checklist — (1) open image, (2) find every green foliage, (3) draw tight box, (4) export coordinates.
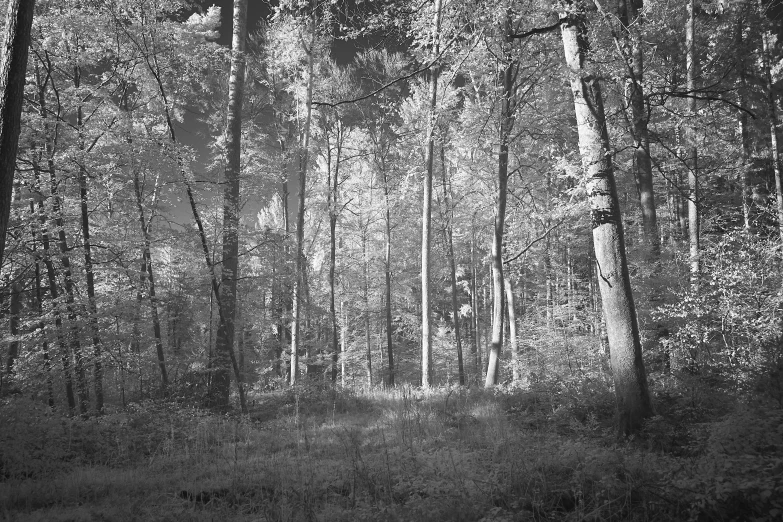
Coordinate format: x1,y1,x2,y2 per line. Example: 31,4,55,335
655,232,783,404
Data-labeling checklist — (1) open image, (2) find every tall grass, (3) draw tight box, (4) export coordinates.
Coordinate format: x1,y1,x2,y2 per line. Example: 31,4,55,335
1,383,778,520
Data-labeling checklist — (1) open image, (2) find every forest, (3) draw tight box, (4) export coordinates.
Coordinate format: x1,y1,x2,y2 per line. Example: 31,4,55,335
0,0,782,519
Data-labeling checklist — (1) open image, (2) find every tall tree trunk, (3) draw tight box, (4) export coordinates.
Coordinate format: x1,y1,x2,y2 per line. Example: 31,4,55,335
31,67,73,409
213,0,248,407
30,200,54,406
560,4,653,435
0,0,35,267
736,19,753,232
328,117,342,383
341,300,347,387
440,148,464,385
52,153,89,415
133,168,168,390
363,227,372,387
623,0,659,258
421,0,442,388
759,0,783,243
38,58,89,414
75,66,103,412
290,16,316,386
687,0,700,290
471,215,482,382
136,23,246,412
382,171,395,386
486,18,514,386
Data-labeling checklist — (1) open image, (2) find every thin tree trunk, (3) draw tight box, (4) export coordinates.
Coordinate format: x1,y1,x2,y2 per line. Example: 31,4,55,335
759,1,783,243
687,0,700,290
505,278,518,384
74,66,103,412
560,4,653,435
421,0,442,388
213,0,248,408
736,19,753,232
290,16,316,386
136,25,246,412
440,148,464,385
341,300,346,387
31,67,73,409
38,60,89,414
30,200,54,406
363,227,372,387
485,16,513,386
133,169,168,390
383,178,395,386
0,0,35,267
328,117,342,383
624,0,659,259
5,281,20,375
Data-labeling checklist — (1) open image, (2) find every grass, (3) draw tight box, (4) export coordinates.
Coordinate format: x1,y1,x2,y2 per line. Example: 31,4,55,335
1,382,781,521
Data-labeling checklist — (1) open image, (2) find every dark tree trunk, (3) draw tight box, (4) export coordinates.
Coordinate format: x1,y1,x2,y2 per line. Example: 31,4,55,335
0,0,35,267
421,0,442,388
31,66,73,409
213,0,248,408
290,16,316,386
624,0,659,259
75,66,104,413
440,147,464,385
5,281,20,375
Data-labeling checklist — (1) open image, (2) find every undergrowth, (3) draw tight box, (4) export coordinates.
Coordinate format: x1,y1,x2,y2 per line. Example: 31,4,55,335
1,381,781,521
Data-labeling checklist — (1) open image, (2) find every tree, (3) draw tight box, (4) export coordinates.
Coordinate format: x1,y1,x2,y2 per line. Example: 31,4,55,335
560,0,653,435
420,0,442,388
0,0,35,267
212,0,248,408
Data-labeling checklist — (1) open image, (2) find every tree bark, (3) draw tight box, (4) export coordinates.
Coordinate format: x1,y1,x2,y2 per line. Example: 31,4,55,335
471,215,481,382
560,3,653,435
383,172,395,386
759,0,783,243
736,19,753,232
485,16,514,386
686,0,700,290
505,278,518,384
0,0,35,267
421,0,442,388
213,0,248,407
440,147,464,385
290,15,316,386
623,0,659,258
74,65,104,412
32,64,74,410
134,20,246,412
327,116,343,383
132,166,168,391
363,226,372,387
5,281,20,376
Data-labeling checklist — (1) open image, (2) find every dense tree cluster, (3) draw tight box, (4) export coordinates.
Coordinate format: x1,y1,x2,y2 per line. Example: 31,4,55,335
1,0,783,435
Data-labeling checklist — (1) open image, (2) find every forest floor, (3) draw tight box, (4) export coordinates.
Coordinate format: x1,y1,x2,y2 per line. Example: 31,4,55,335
1,382,782,521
